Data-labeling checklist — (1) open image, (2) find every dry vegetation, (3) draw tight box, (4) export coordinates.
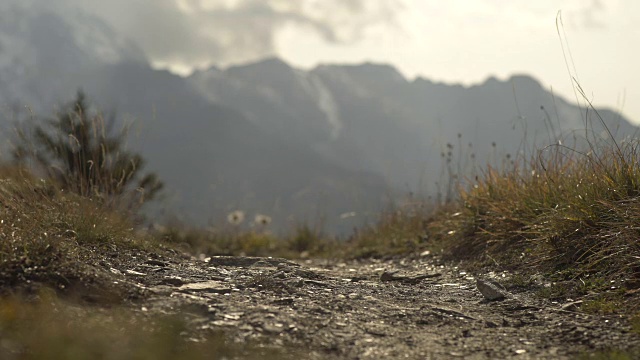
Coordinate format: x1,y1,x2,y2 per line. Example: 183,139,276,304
0,166,140,297
425,107,640,316
158,223,338,259
0,167,298,359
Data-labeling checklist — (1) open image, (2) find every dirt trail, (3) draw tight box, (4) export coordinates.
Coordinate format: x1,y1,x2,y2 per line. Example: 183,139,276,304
109,251,639,359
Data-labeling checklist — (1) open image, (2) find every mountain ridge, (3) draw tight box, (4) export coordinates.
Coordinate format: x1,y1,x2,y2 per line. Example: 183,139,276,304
0,9,636,234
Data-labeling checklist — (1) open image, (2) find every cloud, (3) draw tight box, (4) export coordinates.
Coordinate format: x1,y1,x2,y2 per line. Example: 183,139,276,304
575,0,608,29
56,0,402,73
546,0,611,30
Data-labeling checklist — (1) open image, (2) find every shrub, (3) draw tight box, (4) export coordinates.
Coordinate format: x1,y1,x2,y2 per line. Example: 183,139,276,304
13,91,162,209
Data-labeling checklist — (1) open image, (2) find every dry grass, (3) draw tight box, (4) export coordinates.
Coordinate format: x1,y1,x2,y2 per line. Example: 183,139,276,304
343,200,431,258
158,223,339,259
424,109,640,311
0,165,144,299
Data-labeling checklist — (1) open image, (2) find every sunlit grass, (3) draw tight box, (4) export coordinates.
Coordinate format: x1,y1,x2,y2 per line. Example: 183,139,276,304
424,108,640,310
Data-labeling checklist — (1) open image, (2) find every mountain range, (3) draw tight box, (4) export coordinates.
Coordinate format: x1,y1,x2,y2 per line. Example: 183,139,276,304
0,2,636,234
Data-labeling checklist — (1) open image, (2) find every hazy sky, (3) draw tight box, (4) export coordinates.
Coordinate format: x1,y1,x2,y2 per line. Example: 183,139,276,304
277,0,640,123
68,0,639,123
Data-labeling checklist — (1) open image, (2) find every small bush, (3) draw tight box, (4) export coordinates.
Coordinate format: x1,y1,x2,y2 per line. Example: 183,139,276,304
13,91,162,209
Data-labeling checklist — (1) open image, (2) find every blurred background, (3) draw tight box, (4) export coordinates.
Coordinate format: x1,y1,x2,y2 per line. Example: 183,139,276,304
0,0,637,235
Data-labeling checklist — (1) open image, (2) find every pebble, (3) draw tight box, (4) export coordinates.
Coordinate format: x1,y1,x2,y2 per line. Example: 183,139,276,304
476,278,507,300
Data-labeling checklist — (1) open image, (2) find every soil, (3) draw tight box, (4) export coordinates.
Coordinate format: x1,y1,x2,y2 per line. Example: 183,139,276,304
83,246,640,359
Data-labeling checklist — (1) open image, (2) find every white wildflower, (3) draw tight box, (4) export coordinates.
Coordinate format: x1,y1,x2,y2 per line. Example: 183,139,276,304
254,214,272,226
227,210,245,225
339,211,356,219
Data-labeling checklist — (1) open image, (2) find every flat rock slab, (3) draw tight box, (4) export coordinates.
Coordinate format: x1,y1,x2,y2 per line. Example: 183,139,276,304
178,281,232,294
205,256,300,268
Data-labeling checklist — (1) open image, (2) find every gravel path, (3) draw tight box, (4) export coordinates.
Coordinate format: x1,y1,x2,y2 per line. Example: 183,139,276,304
106,252,639,359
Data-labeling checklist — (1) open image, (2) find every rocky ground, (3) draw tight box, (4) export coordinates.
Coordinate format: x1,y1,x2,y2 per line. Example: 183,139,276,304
94,246,639,359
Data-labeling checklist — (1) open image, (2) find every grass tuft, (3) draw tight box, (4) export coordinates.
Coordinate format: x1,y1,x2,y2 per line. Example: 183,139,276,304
0,165,144,300
344,201,431,258
425,122,640,310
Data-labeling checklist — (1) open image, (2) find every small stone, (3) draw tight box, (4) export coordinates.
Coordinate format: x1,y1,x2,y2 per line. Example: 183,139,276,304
161,276,186,286
223,313,243,320
250,260,273,268
273,297,294,305
146,259,169,267
304,279,329,287
485,320,499,328
476,278,507,300
286,278,304,287
126,269,146,276
380,270,399,281
561,300,583,312
262,323,284,334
